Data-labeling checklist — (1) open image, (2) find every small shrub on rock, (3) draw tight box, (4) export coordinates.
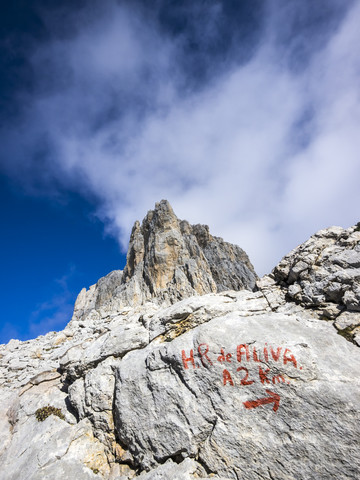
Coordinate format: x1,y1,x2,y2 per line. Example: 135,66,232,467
35,405,65,422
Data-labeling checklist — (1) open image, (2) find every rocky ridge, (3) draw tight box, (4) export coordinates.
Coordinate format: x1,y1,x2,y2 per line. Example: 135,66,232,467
0,202,359,480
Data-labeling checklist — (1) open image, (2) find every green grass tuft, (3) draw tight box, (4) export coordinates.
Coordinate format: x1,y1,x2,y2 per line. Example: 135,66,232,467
35,405,65,422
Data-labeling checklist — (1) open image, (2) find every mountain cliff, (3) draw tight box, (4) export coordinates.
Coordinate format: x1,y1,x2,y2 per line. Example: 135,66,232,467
0,202,359,480
71,200,257,321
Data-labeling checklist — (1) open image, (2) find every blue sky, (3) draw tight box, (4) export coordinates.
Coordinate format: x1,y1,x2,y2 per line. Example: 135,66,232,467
0,175,125,343
1,0,359,344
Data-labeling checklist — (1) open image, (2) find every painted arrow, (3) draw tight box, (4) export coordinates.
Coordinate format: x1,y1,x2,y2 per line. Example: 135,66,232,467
243,390,280,412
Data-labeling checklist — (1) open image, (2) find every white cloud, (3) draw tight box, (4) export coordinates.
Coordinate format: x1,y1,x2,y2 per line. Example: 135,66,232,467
1,1,359,275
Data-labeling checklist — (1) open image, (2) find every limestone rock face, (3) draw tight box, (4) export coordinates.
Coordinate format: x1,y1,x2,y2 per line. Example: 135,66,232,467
271,224,360,343
121,200,257,304
0,206,360,480
113,297,360,479
71,200,257,319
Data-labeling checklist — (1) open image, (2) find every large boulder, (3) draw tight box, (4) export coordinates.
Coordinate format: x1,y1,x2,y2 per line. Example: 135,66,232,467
113,291,360,479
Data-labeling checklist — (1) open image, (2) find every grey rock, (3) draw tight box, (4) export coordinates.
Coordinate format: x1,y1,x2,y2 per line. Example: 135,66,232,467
113,297,360,479
334,311,360,331
191,223,257,292
29,370,61,386
1,206,360,479
60,321,148,380
136,458,202,479
270,224,360,340
69,201,257,320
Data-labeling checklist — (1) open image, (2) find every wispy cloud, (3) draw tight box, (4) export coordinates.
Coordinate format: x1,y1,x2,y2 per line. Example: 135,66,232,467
1,0,359,274
28,265,76,337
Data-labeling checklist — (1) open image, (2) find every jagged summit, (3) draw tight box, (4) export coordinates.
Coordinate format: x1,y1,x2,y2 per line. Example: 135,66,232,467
122,199,257,299
73,200,257,318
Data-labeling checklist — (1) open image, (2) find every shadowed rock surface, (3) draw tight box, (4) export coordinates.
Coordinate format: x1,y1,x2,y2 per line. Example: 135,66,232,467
0,203,359,480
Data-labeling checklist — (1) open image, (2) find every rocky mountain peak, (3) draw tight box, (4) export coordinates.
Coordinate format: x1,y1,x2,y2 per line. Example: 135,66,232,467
84,200,257,315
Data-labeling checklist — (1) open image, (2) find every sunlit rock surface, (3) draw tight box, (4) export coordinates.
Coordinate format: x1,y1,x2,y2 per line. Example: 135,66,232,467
271,223,360,343
70,200,257,319
0,203,359,480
